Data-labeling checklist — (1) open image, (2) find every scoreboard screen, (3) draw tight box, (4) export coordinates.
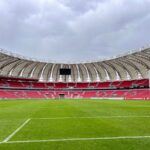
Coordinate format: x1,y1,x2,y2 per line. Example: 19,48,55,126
59,69,71,75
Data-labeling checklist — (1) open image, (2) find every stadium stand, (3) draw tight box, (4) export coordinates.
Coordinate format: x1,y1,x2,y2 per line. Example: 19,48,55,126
0,47,149,100
0,77,149,100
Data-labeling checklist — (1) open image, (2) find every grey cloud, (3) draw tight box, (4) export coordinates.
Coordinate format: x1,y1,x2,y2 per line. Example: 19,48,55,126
0,0,150,62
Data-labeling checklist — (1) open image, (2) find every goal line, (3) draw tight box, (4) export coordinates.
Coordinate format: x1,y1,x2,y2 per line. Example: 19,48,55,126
1,135,150,144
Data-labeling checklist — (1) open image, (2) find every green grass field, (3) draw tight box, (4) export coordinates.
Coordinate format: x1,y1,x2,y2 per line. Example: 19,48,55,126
0,99,150,150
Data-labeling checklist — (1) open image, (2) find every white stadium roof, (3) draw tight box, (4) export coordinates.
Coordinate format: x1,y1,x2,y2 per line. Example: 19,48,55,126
0,47,150,82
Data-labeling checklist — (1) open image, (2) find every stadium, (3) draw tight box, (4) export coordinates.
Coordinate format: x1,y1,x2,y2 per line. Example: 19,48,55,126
0,0,150,150
0,47,150,150
0,47,149,100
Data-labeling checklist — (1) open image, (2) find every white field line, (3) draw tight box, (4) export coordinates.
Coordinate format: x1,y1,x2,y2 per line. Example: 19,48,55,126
1,135,150,144
2,118,31,143
32,116,150,120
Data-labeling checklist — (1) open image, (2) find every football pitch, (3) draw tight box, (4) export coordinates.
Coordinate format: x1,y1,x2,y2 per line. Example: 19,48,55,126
0,99,150,150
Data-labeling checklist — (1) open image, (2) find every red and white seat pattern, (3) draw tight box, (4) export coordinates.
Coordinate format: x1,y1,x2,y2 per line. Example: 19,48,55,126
0,89,149,100
0,76,149,100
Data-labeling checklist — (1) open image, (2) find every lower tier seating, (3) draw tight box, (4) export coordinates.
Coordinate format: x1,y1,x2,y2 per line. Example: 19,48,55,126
0,89,149,100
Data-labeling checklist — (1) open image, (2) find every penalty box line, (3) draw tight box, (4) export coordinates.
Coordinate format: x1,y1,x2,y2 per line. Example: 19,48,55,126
1,135,150,144
32,115,150,120
2,118,31,143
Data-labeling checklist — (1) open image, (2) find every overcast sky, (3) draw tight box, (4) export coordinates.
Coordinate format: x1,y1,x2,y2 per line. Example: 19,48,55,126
0,0,150,62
